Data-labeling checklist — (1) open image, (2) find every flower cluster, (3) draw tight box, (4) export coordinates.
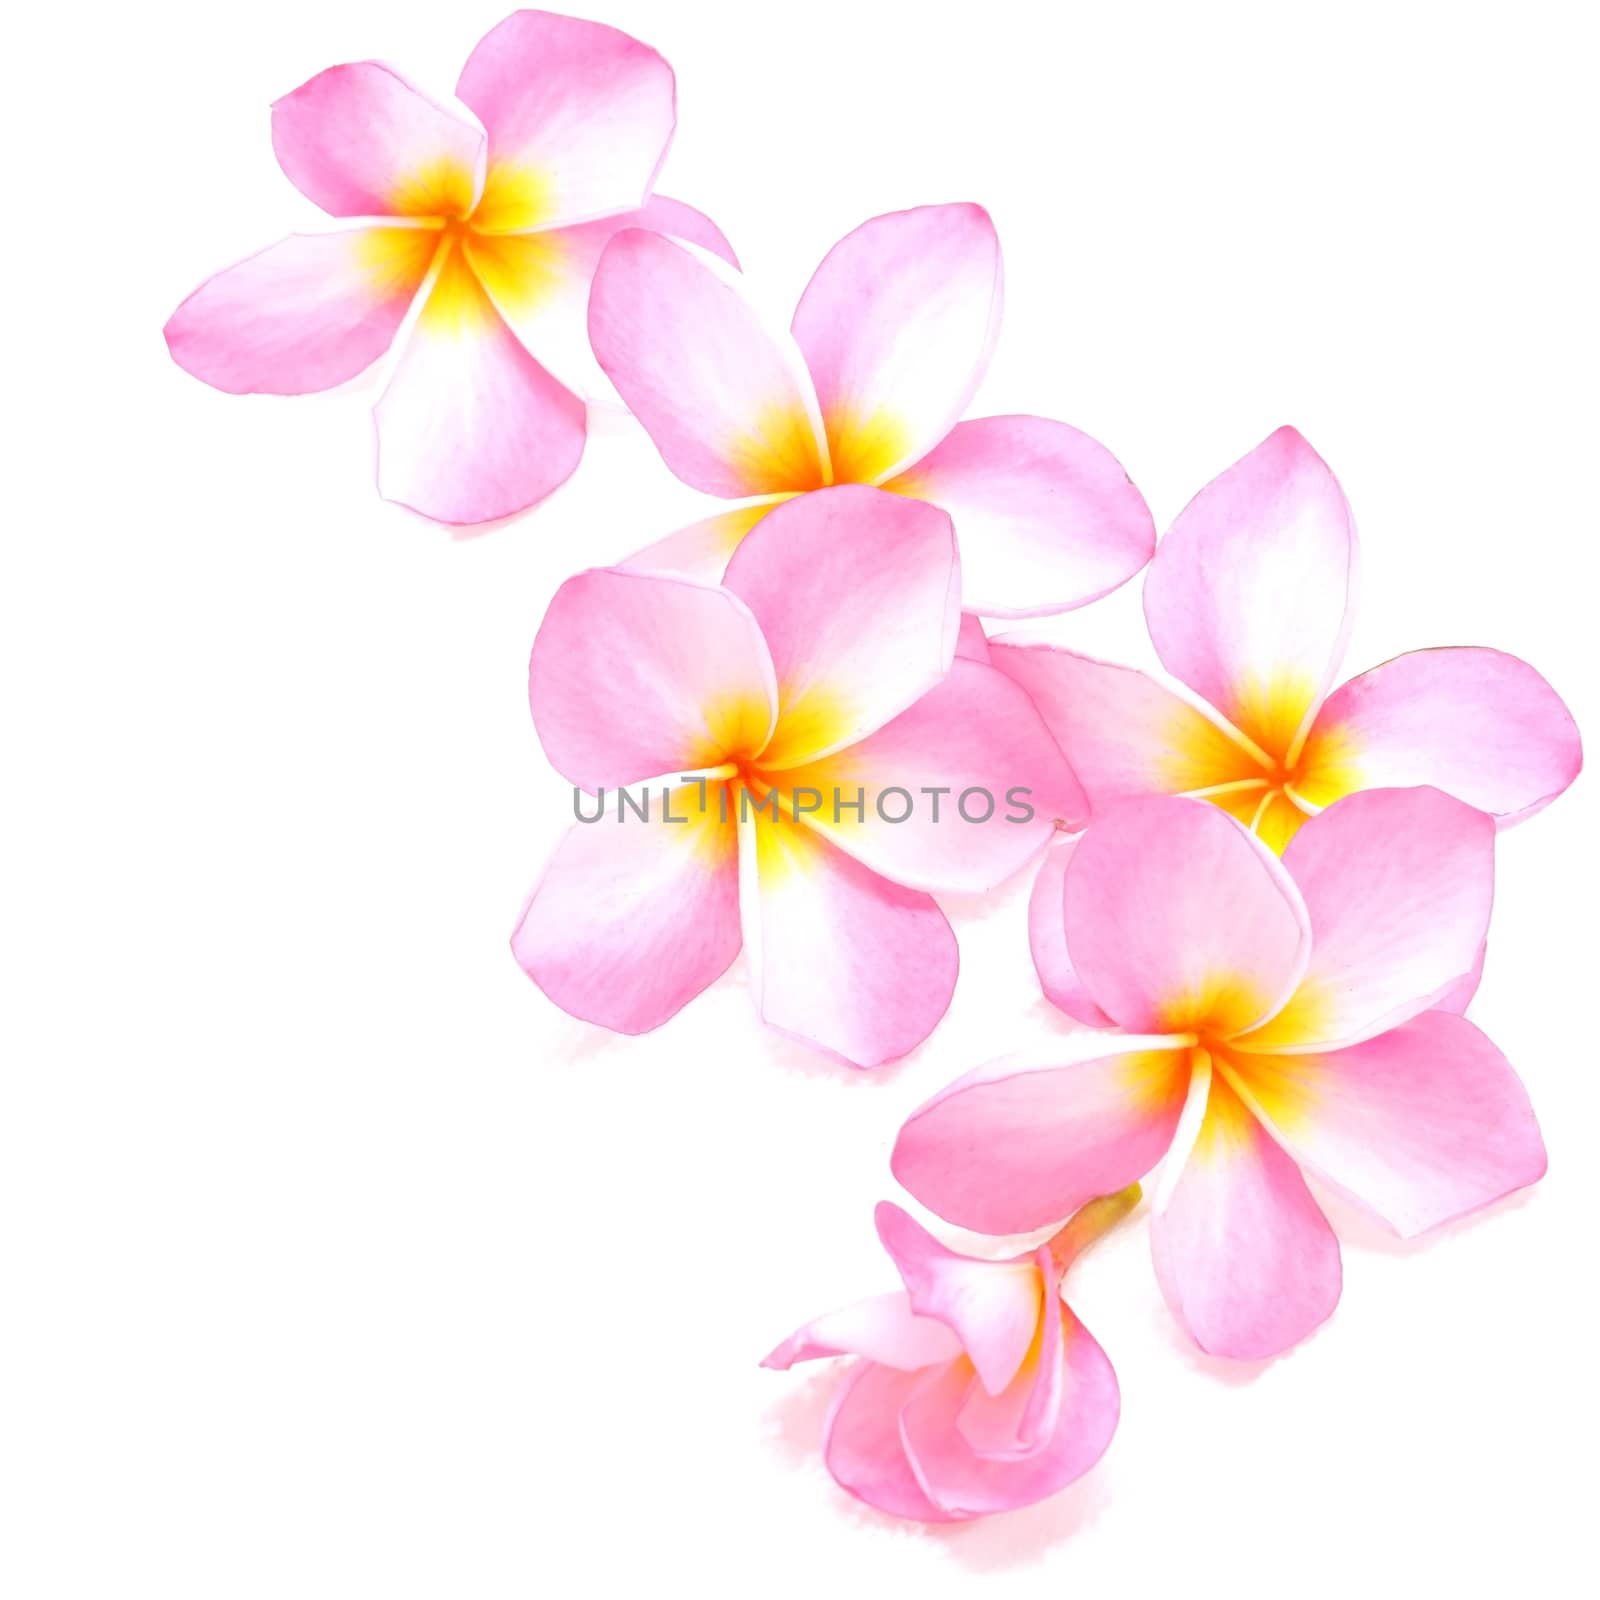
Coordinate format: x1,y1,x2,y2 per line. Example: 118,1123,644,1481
166,10,1581,1530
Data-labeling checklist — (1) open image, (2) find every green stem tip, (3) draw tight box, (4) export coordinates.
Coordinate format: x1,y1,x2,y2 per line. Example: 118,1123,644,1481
1047,1181,1143,1274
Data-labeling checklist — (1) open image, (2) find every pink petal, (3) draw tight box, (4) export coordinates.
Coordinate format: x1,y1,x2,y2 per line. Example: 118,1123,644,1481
999,1309,1117,1479
792,204,1002,484
954,613,991,663
374,245,586,523
271,62,485,219
455,10,675,231
1027,835,1114,1025
1153,1067,1341,1359
823,1362,954,1522
1064,797,1311,1037
874,1204,1042,1395
464,193,737,398
615,194,738,268
775,659,1085,894
892,1041,1190,1233
164,228,436,395
1433,940,1486,1015
1230,1012,1546,1239
988,641,1268,814
509,785,738,1033
527,567,777,790
589,229,827,496
1238,788,1493,1053
723,488,960,768
888,416,1155,617
621,500,789,583
1300,647,1582,824
742,810,957,1068
901,1306,1119,1517
761,1290,961,1372
1143,427,1358,755
957,1249,1066,1458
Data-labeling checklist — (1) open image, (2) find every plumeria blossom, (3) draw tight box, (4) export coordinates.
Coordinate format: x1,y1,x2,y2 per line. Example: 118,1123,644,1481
989,425,1581,853
893,789,1547,1360
512,485,1084,1067
586,202,1155,615
762,1193,1136,1522
164,10,735,525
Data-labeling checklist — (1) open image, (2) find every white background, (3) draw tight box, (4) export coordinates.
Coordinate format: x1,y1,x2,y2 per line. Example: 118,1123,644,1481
5,2,1598,1594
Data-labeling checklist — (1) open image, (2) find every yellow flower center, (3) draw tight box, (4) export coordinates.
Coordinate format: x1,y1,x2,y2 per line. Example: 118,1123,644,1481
1163,674,1361,853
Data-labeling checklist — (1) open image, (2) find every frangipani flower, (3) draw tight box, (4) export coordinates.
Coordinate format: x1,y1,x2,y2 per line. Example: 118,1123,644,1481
512,485,1084,1067
990,425,1581,851
892,789,1547,1360
164,10,735,525
586,203,1155,615
762,1193,1135,1523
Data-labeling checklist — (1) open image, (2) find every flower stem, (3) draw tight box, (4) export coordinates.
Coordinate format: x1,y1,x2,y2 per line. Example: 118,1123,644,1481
1046,1182,1143,1273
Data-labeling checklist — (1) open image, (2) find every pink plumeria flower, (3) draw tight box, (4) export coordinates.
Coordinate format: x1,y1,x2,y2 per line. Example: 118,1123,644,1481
893,789,1547,1360
164,10,735,525
512,485,1084,1067
586,203,1156,615
990,424,1581,853
763,1194,1135,1523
